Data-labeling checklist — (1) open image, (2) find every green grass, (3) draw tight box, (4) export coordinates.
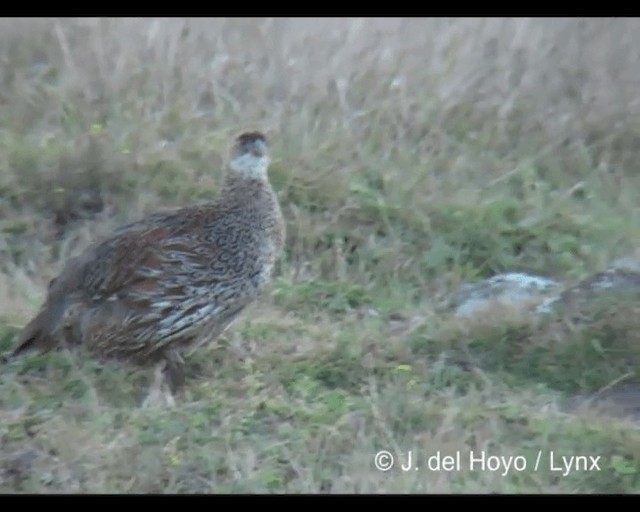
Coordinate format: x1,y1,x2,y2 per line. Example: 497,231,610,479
1,18,640,493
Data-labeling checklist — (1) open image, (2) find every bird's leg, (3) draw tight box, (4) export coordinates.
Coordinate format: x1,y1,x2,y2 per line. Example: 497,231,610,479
164,350,185,394
141,360,176,408
162,379,176,408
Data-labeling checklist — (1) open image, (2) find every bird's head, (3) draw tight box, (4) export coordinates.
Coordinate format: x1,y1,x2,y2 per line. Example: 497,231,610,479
228,131,270,179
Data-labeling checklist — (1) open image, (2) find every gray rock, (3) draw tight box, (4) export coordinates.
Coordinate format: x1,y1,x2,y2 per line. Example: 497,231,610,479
536,267,640,316
453,272,562,318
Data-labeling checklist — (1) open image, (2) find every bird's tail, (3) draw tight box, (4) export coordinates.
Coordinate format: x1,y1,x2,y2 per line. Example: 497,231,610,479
6,309,56,360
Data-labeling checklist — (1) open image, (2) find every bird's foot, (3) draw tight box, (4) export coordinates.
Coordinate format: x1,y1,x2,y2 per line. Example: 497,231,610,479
141,386,176,409
141,361,176,409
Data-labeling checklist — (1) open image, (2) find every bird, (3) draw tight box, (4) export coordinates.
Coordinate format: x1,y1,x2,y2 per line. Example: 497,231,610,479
8,131,286,407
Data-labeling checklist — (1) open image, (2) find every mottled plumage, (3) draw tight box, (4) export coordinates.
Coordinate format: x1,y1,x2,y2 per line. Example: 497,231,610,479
10,132,285,405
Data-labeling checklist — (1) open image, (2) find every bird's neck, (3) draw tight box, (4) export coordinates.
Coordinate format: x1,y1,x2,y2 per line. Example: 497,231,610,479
222,172,270,193
219,173,278,211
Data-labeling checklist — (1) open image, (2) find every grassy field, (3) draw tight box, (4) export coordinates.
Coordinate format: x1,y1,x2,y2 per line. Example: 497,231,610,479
1,17,640,493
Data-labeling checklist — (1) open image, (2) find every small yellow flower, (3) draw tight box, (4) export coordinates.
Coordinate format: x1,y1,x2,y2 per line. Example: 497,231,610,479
163,436,182,466
90,122,103,134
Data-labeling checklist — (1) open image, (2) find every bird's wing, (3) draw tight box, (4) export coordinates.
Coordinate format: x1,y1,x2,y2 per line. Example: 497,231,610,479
6,221,171,358
48,222,177,300
45,212,252,359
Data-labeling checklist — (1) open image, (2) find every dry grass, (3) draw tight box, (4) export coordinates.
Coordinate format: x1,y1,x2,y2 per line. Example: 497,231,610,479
1,17,640,493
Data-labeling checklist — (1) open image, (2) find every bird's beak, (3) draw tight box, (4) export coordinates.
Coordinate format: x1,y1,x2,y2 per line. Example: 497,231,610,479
251,139,267,157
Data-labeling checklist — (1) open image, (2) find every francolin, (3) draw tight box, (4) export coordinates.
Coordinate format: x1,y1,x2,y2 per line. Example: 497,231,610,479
9,132,285,407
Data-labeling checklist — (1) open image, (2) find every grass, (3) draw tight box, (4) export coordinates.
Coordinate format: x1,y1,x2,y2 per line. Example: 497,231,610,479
1,17,640,493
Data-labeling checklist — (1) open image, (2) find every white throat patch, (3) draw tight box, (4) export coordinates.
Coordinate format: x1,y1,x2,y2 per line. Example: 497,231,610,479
229,153,269,179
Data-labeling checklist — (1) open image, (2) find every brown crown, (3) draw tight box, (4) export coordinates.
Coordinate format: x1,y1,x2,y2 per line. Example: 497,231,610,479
235,131,268,149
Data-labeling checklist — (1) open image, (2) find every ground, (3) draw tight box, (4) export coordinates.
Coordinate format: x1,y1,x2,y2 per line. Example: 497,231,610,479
1,18,640,493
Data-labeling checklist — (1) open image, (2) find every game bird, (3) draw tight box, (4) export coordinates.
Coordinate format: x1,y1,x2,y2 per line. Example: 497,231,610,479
8,131,285,407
